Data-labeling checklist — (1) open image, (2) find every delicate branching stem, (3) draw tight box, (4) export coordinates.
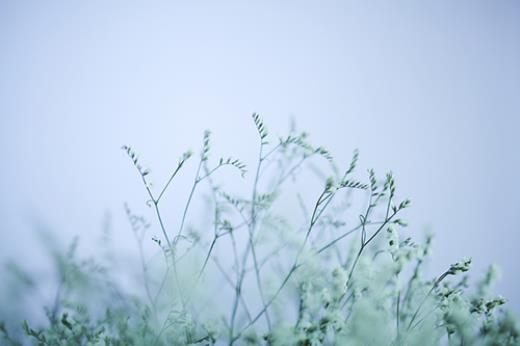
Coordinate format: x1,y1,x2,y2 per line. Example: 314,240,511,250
119,121,433,345
316,221,382,255
230,141,271,342
402,257,424,313
124,157,187,313
156,158,188,203
248,144,272,331
336,191,401,311
411,301,444,331
176,158,203,245
231,188,330,343
407,270,450,330
213,258,253,324
197,235,218,281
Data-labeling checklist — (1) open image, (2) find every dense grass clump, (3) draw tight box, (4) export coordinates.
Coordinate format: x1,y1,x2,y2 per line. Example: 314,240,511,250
1,114,518,345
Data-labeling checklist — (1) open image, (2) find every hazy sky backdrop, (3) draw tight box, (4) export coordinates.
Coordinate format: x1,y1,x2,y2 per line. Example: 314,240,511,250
1,1,519,311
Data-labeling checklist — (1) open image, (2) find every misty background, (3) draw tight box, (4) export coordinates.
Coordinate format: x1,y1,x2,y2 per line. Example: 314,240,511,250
1,0,519,314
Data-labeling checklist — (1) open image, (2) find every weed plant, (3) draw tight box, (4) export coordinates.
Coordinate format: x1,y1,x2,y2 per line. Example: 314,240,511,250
1,114,518,345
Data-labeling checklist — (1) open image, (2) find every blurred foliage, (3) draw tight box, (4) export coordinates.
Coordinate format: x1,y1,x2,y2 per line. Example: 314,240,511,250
1,115,517,345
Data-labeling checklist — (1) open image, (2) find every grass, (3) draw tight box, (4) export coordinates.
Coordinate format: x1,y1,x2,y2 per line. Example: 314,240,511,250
1,114,518,345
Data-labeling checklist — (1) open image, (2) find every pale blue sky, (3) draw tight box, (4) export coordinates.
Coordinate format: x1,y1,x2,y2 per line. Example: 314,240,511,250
1,0,519,311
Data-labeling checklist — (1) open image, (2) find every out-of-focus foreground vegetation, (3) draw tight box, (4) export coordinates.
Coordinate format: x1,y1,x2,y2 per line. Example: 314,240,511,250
1,115,518,345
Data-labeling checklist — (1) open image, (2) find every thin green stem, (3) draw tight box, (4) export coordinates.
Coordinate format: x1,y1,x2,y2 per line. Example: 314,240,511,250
407,271,449,330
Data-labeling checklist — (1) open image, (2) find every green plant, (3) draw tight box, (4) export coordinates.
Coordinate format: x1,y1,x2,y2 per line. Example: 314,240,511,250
1,114,518,345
